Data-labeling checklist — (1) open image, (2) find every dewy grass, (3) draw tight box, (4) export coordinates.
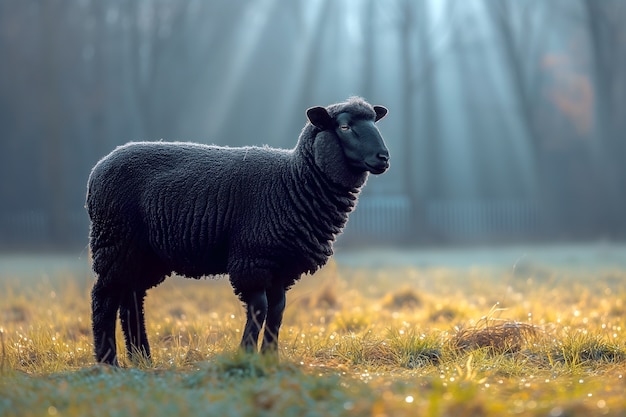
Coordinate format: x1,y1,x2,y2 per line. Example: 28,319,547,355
1,259,626,416
551,330,626,368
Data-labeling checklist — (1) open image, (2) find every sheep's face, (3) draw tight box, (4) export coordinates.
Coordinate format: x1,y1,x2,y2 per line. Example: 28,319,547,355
307,105,390,175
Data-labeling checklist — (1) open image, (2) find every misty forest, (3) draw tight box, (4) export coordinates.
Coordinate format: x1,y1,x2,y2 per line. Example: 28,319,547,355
1,0,625,249
4,2,626,417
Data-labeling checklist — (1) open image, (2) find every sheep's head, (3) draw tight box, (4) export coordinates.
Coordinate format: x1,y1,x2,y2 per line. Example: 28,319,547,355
306,101,389,175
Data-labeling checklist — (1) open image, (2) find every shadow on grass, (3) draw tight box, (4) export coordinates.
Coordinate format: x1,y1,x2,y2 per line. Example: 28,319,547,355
1,353,376,417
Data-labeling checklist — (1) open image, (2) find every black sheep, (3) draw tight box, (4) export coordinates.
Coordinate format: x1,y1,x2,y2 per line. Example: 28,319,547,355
87,97,389,365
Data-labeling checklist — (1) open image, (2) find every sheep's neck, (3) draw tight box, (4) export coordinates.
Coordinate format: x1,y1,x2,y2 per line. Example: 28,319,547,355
289,146,364,230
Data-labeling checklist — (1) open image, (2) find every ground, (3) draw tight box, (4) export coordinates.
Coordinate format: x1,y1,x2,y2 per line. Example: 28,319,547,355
1,243,625,416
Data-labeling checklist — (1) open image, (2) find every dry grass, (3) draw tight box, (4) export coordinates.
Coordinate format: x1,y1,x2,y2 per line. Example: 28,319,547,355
1,255,626,416
449,308,541,354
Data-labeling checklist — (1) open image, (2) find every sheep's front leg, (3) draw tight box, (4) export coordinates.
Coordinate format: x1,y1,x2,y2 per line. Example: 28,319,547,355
240,290,268,352
261,285,286,355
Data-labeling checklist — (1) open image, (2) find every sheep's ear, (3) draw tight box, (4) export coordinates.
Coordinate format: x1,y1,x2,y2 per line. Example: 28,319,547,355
306,106,334,130
374,105,388,122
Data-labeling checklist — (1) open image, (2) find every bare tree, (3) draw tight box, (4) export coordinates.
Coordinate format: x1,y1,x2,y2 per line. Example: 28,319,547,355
266,0,332,148
583,0,626,236
122,0,247,139
360,0,375,100
484,0,547,153
395,0,459,240
40,1,70,243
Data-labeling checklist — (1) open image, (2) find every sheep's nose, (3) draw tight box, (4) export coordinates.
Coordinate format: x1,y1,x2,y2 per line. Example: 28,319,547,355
377,152,389,162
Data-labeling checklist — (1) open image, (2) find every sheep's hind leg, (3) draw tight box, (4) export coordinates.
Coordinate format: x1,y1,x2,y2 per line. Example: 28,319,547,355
91,281,121,366
120,289,151,365
260,285,286,356
239,290,268,352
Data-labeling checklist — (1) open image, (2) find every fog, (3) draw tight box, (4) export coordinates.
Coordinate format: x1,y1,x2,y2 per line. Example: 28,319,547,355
1,0,625,250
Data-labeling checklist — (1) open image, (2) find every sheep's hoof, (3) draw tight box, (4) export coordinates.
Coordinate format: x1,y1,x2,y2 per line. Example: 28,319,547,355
96,359,120,368
260,347,280,363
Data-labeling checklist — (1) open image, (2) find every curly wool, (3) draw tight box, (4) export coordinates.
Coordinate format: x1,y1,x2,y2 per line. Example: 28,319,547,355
87,99,378,296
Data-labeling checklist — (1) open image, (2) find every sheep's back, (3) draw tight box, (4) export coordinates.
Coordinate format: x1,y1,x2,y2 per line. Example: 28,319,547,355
88,141,292,276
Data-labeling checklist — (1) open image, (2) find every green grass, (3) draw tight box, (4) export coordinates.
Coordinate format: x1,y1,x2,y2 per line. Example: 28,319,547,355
1,257,626,416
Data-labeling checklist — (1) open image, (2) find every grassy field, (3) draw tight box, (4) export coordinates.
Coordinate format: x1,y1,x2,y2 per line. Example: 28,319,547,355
1,247,626,416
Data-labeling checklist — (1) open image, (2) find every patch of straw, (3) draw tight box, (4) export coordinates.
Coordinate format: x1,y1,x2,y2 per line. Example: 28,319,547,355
449,308,541,354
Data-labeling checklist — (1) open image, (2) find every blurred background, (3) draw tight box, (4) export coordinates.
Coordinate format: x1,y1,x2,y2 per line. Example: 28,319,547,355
1,0,625,251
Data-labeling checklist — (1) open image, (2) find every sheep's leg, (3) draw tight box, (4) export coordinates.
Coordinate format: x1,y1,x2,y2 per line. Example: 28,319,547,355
239,290,268,352
260,285,286,355
91,281,121,366
120,289,151,364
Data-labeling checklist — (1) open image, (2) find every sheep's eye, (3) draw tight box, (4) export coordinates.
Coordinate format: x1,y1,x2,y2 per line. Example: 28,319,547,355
340,125,350,131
